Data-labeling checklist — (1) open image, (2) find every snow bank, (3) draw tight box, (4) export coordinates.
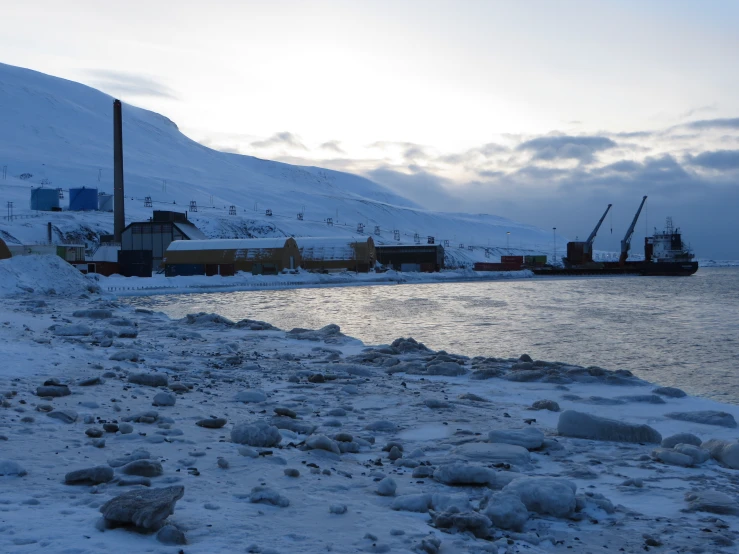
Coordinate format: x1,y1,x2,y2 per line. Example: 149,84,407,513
0,255,96,297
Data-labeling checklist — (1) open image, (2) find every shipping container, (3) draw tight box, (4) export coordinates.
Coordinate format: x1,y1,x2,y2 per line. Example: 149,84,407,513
474,262,522,271
524,255,547,266
500,255,524,264
30,188,60,211
69,187,98,211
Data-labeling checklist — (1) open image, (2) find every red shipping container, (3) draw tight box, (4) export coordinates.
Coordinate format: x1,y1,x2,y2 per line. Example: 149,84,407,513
501,255,524,264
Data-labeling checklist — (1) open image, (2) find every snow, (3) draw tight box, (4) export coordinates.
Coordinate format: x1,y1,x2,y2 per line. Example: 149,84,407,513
94,267,534,296
0,258,738,552
166,237,292,251
0,254,96,297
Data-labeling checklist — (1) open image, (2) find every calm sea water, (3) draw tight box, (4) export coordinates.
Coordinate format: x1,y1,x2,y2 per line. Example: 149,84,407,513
125,267,739,404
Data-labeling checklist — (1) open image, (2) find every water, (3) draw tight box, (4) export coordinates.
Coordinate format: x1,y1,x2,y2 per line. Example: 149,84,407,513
125,267,739,404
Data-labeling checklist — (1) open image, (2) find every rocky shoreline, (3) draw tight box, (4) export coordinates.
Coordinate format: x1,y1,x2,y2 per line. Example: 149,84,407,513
1,287,739,553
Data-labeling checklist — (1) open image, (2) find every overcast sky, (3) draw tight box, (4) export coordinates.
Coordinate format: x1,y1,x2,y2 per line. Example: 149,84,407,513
5,0,739,258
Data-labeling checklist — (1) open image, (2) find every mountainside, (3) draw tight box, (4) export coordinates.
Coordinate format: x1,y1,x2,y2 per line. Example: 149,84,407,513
0,63,563,265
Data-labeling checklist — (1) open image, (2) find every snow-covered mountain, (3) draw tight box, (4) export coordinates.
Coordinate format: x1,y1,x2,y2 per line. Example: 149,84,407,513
0,62,563,265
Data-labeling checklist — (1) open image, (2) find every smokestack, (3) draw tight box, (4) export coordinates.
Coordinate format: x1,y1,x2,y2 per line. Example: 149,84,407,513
113,99,125,243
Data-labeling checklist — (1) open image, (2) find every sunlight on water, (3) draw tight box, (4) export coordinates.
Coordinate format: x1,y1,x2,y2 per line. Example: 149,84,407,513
126,268,739,404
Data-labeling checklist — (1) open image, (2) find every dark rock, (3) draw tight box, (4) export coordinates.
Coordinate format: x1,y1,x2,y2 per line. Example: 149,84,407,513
78,377,103,387
196,418,227,429
65,466,114,485
103,423,119,433
99,486,184,530
531,399,561,412
653,386,687,398
86,428,104,438
274,407,297,418
122,411,159,424
47,409,78,424
121,459,163,477
152,392,176,407
557,410,661,443
108,449,151,468
231,421,282,447
665,411,737,428
662,432,702,449
308,374,325,384
128,373,168,388
36,385,70,398
157,524,187,545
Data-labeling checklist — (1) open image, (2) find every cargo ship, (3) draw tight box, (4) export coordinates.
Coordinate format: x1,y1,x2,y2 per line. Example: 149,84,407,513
528,196,698,277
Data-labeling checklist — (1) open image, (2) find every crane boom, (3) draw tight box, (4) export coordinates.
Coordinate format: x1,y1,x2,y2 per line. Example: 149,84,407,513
619,195,647,264
583,204,612,255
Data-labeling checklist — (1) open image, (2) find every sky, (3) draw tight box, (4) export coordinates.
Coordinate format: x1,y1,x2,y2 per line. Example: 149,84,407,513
4,0,739,258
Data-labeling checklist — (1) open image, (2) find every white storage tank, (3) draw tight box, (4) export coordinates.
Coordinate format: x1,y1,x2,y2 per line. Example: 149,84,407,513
98,193,113,212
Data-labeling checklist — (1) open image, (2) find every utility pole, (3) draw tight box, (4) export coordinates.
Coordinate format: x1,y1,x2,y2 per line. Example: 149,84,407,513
553,227,557,264
6,201,13,221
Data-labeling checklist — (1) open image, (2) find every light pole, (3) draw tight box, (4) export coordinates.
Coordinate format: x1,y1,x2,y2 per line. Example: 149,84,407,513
553,227,557,264
506,231,510,252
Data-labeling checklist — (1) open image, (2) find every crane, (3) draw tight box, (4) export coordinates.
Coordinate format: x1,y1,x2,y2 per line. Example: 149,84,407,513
583,203,612,257
619,195,647,265
562,203,612,267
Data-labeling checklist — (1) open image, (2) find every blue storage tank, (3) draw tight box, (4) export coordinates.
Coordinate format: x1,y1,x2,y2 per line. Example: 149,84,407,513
30,188,61,211
68,187,98,211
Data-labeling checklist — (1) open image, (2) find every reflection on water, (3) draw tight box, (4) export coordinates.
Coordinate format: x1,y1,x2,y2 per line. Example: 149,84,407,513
125,268,739,404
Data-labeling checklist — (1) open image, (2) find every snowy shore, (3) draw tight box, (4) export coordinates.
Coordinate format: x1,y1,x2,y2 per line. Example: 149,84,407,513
94,267,534,296
1,257,739,554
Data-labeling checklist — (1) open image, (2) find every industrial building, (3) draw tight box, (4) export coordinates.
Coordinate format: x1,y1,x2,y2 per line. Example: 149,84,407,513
375,244,444,272
72,245,120,276
68,187,98,211
164,237,300,276
298,236,376,273
120,210,206,272
7,244,85,262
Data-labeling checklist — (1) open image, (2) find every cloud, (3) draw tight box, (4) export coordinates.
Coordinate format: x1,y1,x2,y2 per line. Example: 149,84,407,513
83,69,178,99
320,140,345,154
680,104,718,119
251,132,306,150
517,135,617,163
686,149,739,170
682,118,739,131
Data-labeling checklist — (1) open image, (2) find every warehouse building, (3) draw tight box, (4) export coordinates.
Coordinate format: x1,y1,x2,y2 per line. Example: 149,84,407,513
298,236,376,273
375,243,444,272
164,237,300,276
120,210,206,272
7,243,85,262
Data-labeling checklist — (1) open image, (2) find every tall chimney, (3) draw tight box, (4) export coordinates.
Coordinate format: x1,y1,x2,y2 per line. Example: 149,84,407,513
113,99,125,243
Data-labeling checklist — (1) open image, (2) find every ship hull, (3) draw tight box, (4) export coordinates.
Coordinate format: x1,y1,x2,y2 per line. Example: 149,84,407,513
641,261,699,276
532,261,699,277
